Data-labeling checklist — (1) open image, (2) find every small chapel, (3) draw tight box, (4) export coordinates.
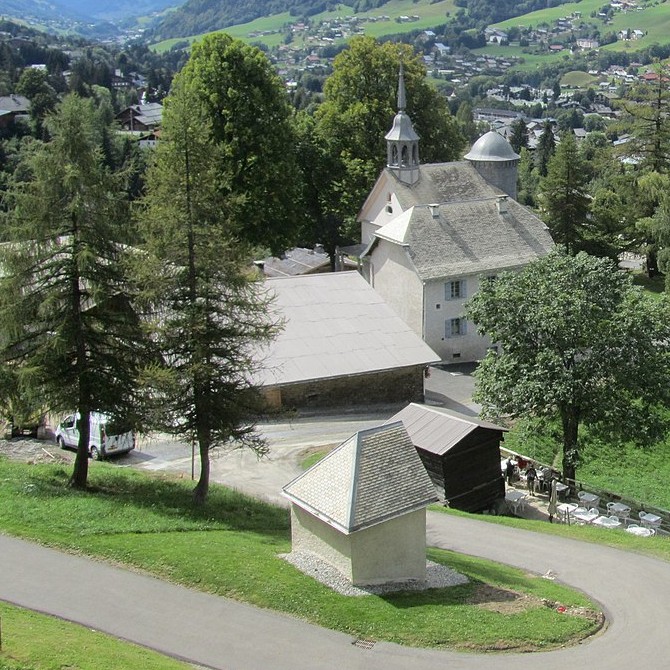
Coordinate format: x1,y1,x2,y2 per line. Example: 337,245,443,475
354,66,554,362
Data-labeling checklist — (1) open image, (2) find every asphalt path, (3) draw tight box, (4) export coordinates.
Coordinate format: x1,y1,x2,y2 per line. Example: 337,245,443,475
1,513,667,670
2,367,664,669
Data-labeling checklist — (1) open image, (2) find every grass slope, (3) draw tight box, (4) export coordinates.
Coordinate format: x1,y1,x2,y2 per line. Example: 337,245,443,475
0,458,599,653
151,0,457,52
0,601,192,670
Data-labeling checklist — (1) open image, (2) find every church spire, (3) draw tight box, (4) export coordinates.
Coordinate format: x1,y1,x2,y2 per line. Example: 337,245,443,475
385,62,420,185
397,60,407,111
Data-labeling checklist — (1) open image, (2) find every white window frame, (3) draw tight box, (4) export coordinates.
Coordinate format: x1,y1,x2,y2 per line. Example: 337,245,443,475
446,279,466,300
446,317,467,338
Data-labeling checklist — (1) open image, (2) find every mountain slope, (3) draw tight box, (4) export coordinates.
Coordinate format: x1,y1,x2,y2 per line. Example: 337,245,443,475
56,0,180,20
153,0,356,40
0,0,179,23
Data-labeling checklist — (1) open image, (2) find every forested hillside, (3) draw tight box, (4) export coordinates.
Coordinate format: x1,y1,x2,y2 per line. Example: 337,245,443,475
153,0,353,39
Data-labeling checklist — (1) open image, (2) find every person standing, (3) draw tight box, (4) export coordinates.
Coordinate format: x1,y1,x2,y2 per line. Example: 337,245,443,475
526,464,537,495
505,457,515,486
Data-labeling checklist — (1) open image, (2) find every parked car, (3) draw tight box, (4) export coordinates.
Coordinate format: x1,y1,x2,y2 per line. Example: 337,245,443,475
55,412,135,460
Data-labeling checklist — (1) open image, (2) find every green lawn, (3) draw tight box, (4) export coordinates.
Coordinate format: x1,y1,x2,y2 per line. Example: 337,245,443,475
561,70,599,88
0,601,192,670
482,0,670,69
150,0,458,52
0,457,599,655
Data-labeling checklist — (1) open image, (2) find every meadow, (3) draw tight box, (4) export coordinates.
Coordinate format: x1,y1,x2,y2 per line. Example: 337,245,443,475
0,456,601,663
151,0,458,52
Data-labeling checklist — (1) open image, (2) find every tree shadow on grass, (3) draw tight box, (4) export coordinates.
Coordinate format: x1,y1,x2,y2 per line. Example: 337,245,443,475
10,461,290,537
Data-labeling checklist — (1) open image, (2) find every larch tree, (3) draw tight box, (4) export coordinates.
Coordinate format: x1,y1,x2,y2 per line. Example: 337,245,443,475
0,94,147,489
617,62,670,174
466,250,670,485
138,56,282,506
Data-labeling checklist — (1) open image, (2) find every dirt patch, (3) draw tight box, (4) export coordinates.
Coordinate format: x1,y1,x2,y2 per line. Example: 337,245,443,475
467,584,603,622
0,436,73,465
467,584,542,614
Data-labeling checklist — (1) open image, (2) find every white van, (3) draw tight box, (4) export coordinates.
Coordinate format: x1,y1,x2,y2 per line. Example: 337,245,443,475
55,412,135,460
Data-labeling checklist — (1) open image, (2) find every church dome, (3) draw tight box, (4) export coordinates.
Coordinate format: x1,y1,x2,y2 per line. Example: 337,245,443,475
464,131,520,162
385,111,419,142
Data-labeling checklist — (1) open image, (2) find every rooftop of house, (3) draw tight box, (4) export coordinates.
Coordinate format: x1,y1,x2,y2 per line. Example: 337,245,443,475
366,163,554,281
283,421,438,534
0,94,30,113
256,246,330,277
256,271,439,387
386,403,506,456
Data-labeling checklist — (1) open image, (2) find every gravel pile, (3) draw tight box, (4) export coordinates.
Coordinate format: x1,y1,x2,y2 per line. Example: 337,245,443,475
282,550,468,597
0,437,71,464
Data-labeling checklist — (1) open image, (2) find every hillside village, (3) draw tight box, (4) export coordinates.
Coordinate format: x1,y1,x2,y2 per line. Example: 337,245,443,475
0,0,670,670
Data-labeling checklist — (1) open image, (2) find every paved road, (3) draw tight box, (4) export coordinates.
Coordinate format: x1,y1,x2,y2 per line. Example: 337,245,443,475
1,512,668,670
4,368,664,669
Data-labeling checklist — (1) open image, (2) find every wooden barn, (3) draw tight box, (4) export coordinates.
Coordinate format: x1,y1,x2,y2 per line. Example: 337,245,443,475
387,403,506,512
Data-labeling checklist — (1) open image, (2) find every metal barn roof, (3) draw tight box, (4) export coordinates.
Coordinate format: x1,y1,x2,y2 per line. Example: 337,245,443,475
257,272,439,387
387,403,506,456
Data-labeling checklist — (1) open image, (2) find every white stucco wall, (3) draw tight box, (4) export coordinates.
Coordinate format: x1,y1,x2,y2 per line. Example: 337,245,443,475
349,509,428,585
291,506,353,579
367,243,423,335
360,188,404,245
290,506,428,586
423,274,494,362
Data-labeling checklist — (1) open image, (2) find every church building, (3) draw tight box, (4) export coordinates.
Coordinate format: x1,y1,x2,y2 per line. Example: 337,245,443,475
356,67,554,363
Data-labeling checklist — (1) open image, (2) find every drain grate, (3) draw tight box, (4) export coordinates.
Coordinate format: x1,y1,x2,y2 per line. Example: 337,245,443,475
352,638,376,650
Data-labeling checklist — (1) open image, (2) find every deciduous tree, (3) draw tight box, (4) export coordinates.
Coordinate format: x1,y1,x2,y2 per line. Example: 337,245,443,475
176,33,301,255
308,36,464,250
466,250,670,484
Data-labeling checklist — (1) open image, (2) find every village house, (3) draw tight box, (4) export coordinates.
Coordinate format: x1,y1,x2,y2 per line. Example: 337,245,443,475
255,271,439,409
354,68,554,363
115,102,163,132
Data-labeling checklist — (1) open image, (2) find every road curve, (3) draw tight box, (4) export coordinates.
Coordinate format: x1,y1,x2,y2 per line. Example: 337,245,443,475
0,511,665,670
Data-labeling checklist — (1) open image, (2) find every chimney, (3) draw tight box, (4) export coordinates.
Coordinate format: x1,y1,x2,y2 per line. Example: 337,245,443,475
428,204,440,218
496,196,508,214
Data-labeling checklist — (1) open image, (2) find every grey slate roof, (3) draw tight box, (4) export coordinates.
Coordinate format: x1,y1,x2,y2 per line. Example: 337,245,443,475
0,95,30,114
283,422,438,534
370,163,553,281
385,110,419,142
386,403,506,456
257,272,439,386
258,247,330,277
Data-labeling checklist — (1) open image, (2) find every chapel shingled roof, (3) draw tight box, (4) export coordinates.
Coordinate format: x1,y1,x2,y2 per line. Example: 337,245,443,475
282,422,438,534
370,163,553,281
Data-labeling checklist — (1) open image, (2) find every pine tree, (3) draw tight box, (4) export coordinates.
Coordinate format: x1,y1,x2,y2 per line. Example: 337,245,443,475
139,68,281,505
509,118,529,153
535,120,556,177
539,132,590,255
